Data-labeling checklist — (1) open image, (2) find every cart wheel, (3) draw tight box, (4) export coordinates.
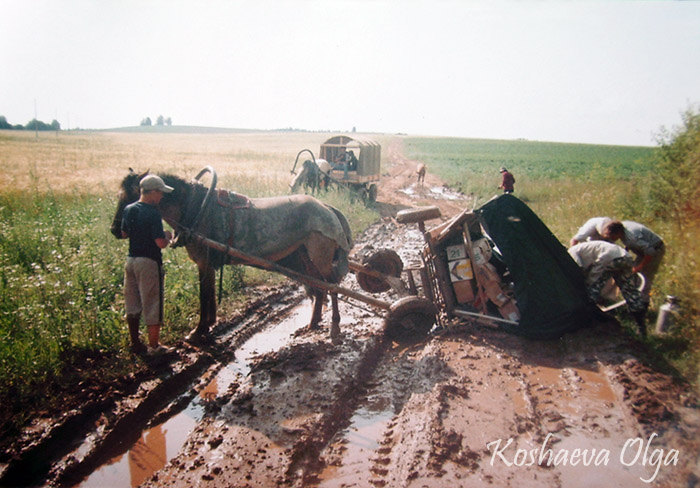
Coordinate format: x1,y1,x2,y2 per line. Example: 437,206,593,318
367,184,378,202
357,249,404,293
385,296,437,341
396,206,442,224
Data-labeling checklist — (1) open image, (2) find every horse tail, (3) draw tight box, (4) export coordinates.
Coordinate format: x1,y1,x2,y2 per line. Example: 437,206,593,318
328,205,353,250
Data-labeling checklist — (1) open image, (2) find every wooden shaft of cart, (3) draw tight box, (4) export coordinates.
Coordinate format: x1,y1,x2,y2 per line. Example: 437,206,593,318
188,231,393,311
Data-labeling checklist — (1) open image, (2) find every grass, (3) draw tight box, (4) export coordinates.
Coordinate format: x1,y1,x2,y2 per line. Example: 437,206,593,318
405,136,699,386
404,137,654,202
0,129,377,437
0,128,696,438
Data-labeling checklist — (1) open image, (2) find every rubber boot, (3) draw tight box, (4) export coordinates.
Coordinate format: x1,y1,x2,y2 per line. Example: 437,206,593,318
631,310,647,339
127,314,147,355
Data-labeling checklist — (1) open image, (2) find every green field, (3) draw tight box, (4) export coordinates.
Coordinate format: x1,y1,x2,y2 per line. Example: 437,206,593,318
0,127,697,439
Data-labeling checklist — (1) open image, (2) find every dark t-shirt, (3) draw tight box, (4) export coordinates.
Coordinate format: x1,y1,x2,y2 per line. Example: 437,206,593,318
121,201,166,265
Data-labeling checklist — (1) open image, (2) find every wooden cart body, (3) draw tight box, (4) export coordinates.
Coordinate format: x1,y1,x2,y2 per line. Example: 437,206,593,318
397,207,519,328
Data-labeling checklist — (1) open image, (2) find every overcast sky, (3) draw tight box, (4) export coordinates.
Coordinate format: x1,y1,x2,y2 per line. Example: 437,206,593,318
2,1,699,146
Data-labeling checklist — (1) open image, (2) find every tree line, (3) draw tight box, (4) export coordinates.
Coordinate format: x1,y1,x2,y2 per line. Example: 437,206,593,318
0,116,61,131
140,115,172,126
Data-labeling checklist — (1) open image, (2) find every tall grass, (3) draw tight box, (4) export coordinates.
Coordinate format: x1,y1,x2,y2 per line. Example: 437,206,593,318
405,136,699,385
0,130,377,432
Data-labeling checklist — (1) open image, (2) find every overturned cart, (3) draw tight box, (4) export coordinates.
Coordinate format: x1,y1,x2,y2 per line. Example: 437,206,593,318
393,194,605,340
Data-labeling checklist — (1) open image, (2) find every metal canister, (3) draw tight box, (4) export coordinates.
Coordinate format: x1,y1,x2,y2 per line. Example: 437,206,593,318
655,295,679,334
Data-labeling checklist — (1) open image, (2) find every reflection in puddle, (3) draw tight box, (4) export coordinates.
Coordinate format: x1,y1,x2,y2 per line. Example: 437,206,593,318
78,304,312,487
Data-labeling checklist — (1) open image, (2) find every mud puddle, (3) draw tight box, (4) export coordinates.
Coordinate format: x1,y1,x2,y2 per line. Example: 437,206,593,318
308,341,454,487
399,184,465,201
77,304,313,487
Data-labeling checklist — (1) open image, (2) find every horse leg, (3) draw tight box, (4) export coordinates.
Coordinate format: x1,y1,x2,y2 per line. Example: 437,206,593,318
309,289,324,330
187,264,216,342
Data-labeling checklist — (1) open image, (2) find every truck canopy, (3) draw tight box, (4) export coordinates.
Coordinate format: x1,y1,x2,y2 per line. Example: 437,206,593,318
320,135,380,178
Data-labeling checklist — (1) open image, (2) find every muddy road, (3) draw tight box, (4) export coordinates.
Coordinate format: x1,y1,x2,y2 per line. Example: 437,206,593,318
2,139,698,488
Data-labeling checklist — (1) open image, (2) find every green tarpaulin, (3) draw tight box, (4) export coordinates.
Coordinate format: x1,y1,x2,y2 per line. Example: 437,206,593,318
476,194,607,339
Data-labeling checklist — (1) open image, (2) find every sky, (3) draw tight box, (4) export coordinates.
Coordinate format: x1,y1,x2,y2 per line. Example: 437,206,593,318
1,1,699,146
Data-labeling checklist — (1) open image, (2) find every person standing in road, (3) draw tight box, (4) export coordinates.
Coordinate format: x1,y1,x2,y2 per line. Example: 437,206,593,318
498,167,515,193
120,174,174,356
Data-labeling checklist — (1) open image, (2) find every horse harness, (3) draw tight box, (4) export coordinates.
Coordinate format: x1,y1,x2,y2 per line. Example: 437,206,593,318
173,187,251,259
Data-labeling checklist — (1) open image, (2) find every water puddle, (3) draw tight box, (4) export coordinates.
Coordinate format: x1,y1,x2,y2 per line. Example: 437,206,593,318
398,185,464,201
77,304,312,487
574,367,616,404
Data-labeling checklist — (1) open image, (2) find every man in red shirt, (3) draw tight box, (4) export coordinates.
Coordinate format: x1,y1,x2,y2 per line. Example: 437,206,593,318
499,167,515,193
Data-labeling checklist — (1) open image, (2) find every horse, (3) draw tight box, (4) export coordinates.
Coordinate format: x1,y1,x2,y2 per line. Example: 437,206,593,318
289,158,332,195
110,169,353,343
416,163,426,186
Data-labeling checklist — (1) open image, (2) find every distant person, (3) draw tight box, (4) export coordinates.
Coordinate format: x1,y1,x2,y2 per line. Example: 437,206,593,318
332,150,349,179
120,174,174,356
498,167,515,193
600,220,665,307
569,217,613,246
346,150,358,171
568,241,647,337
416,163,426,186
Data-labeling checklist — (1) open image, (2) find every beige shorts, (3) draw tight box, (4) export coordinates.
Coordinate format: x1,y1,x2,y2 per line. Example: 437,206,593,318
124,257,164,326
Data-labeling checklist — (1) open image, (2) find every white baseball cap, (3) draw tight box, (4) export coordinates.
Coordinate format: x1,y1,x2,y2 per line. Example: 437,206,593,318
140,174,174,193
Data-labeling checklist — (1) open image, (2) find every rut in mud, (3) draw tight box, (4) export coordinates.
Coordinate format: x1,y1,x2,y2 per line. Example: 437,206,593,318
2,139,699,488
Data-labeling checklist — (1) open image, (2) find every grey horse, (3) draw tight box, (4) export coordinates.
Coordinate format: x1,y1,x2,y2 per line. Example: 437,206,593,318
111,169,353,343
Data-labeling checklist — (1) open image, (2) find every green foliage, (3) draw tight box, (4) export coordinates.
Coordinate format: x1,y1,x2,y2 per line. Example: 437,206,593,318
0,176,378,419
641,106,700,381
0,193,127,404
404,137,654,201
407,132,699,386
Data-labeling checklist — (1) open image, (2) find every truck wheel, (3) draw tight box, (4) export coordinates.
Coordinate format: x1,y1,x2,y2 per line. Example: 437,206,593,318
385,296,437,341
396,206,442,224
357,249,403,293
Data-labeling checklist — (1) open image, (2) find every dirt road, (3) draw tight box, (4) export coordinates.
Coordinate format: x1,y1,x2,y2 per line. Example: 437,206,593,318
2,138,698,488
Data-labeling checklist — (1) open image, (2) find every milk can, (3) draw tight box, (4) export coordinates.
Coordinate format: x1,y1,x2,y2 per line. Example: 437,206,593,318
655,295,679,334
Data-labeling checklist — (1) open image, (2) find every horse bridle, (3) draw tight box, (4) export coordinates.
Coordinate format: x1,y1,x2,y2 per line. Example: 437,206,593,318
171,166,218,247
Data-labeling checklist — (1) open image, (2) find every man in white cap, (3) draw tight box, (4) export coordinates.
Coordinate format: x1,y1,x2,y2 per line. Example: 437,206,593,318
120,174,174,356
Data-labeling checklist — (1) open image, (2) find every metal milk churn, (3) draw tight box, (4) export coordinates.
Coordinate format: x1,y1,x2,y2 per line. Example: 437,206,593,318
655,295,679,334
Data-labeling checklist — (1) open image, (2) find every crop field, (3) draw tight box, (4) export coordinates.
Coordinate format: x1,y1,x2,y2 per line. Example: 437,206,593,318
0,129,381,428
403,136,657,240
0,129,696,436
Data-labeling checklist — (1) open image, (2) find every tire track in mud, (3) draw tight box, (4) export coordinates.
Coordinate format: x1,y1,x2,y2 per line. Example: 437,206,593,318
15,285,304,488
301,321,699,488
